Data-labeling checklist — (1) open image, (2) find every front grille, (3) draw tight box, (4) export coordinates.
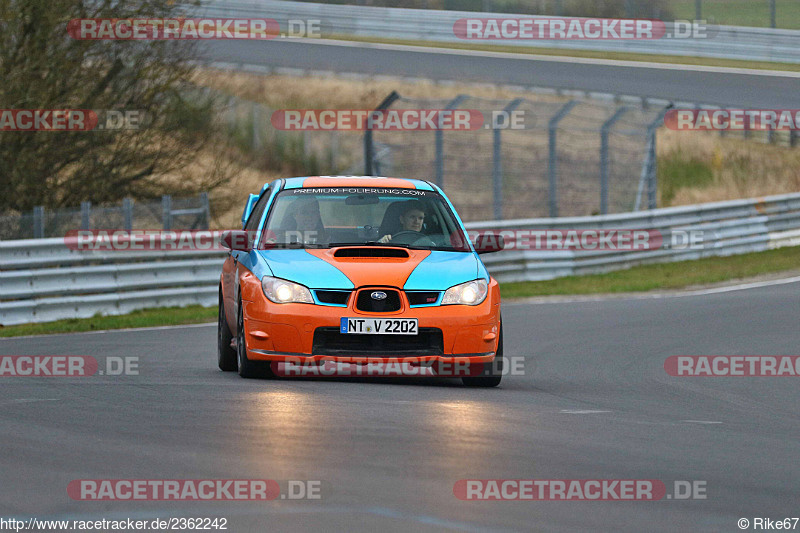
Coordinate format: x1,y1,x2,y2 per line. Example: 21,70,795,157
315,290,351,305
356,289,401,312
406,291,441,306
312,327,444,356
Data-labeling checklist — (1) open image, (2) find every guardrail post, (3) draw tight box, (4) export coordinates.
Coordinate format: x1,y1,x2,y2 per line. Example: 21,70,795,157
81,201,91,230
123,198,133,231
33,206,44,239
548,100,579,218
162,195,172,231
200,192,210,229
435,94,468,188
492,98,524,221
600,106,630,215
364,91,400,176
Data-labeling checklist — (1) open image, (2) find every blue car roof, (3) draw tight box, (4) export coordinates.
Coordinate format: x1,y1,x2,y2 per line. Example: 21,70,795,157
279,176,435,191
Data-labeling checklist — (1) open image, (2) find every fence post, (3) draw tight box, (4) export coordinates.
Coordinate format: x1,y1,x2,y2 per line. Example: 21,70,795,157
227,96,237,131
770,0,776,28
364,91,400,176
81,201,91,230
435,94,468,188
252,102,262,150
329,131,339,172
492,98,524,221
695,0,701,20
635,107,670,211
200,192,210,229
162,195,172,231
647,108,670,210
600,107,630,215
123,198,133,231
548,100,579,218
790,129,798,148
33,206,44,239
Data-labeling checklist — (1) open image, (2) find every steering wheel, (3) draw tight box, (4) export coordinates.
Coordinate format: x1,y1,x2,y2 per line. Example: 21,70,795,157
391,230,436,247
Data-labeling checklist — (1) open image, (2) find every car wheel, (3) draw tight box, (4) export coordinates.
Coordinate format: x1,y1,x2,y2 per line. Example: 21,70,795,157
217,289,238,371
462,322,503,388
236,299,274,379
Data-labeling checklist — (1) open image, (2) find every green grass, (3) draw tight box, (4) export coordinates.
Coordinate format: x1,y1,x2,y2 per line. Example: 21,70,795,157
659,153,715,206
324,34,800,72
670,0,800,29
0,305,216,338
501,245,800,298
3,245,800,337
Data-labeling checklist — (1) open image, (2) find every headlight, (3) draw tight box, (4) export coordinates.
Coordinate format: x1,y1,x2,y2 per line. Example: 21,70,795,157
441,279,488,306
261,276,314,304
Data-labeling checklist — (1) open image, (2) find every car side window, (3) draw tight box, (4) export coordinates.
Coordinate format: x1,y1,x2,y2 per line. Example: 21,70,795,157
244,189,271,232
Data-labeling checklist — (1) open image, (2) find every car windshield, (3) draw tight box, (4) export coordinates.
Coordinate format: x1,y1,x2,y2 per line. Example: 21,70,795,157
260,187,471,251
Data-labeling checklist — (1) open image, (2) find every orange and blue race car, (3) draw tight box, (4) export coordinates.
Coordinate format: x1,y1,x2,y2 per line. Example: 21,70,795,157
217,176,505,386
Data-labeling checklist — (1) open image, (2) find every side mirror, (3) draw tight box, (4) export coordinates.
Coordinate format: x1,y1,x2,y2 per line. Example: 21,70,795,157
474,233,505,254
220,230,253,252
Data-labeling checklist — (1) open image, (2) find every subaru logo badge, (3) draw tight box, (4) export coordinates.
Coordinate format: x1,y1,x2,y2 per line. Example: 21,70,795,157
371,291,387,301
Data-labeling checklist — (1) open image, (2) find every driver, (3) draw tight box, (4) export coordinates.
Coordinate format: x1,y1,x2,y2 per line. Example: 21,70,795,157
378,201,425,244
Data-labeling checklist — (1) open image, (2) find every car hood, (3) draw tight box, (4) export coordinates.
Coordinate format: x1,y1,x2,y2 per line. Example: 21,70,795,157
257,248,482,290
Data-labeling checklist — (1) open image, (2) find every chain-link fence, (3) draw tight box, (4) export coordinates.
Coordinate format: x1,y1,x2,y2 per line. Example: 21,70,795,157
0,194,210,241
366,93,667,221
221,94,363,176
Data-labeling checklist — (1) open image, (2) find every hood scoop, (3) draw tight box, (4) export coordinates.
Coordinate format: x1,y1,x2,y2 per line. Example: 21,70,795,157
333,247,409,258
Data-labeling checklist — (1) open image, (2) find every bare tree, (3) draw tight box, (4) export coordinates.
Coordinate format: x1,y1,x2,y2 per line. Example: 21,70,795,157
0,0,229,212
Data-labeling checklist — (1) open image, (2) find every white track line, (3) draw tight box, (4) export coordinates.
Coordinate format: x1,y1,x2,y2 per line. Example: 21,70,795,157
295,38,800,78
509,275,800,305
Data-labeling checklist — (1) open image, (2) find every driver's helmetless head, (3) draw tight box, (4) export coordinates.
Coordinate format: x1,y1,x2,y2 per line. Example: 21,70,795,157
399,206,424,232
293,198,321,230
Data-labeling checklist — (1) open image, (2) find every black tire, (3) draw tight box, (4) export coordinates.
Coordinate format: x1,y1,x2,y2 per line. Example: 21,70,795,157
217,289,238,371
236,300,274,379
462,322,503,388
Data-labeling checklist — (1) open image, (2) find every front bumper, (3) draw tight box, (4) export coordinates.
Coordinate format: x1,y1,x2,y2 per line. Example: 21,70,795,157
240,276,501,364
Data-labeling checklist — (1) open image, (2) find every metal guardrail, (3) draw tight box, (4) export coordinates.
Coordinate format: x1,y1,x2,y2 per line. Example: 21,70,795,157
0,241,225,325
199,0,800,64
2,192,800,325
469,192,800,282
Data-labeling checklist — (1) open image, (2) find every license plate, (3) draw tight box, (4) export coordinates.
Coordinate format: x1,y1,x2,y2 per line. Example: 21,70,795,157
340,317,418,335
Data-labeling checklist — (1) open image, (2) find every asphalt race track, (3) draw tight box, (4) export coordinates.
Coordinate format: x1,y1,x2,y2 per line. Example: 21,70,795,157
2,280,798,532
200,39,800,108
